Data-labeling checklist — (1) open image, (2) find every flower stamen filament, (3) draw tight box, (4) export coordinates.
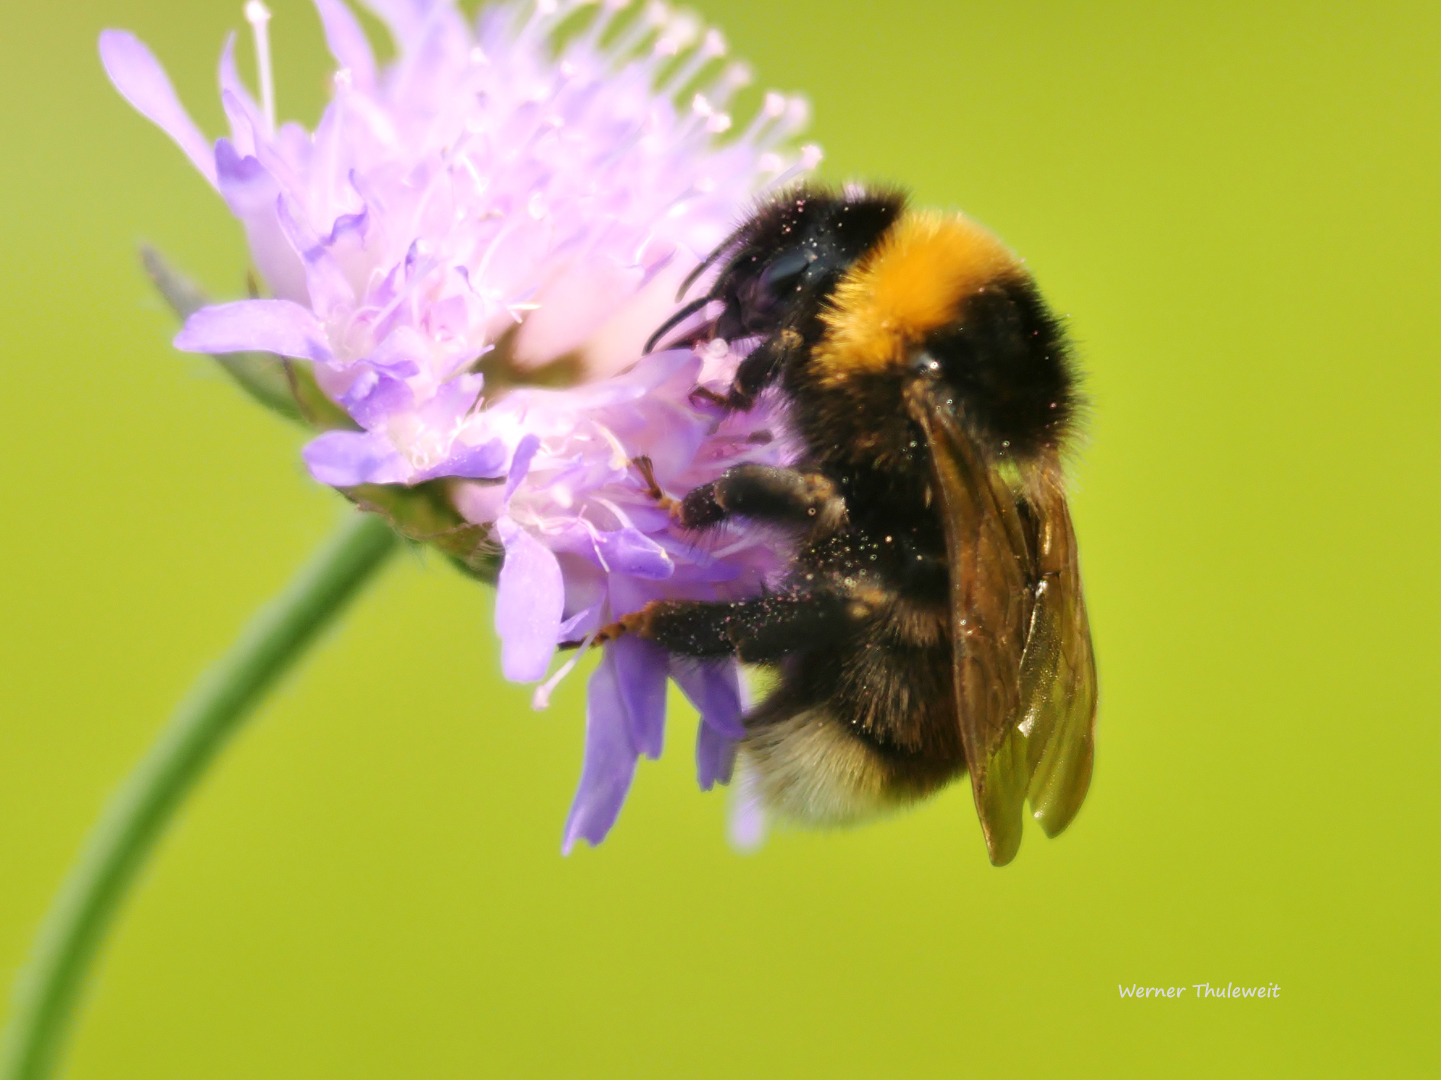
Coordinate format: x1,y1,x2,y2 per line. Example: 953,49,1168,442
244,1,276,134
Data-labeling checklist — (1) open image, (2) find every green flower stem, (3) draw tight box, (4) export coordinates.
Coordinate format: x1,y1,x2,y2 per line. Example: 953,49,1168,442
0,511,399,1080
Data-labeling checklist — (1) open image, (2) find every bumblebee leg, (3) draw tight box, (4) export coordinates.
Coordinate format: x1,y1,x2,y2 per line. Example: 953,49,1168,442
691,328,804,412
630,455,681,516
678,464,843,531
595,592,854,662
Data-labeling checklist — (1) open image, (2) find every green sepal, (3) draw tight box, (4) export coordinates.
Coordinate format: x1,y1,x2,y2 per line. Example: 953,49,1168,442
341,480,500,583
141,246,357,432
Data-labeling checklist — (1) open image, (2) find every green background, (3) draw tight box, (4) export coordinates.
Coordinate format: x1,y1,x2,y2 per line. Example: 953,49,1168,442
2,0,1437,1075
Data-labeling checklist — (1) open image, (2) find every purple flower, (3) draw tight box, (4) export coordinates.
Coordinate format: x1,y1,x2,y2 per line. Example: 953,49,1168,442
102,0,819,848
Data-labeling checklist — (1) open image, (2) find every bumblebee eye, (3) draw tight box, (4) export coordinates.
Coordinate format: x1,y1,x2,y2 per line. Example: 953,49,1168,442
737,248,814,330
757,248,812,294
911,351,943,379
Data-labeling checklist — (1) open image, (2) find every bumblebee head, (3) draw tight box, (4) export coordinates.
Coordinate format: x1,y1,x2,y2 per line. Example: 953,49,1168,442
813,212,1079,464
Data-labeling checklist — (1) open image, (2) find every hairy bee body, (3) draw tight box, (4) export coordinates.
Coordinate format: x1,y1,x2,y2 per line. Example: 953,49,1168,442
620,185,1096,864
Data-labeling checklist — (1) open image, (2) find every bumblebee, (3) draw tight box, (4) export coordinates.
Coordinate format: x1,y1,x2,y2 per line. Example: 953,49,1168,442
608,184,1096,865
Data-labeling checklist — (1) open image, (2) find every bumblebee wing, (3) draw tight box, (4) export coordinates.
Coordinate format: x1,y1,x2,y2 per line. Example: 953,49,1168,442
914,392,1097,864
913,392,1034,866
1015,477,1097,838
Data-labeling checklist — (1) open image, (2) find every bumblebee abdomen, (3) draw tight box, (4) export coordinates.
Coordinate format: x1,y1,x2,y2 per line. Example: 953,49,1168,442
740,617,965,826
740,702,963,826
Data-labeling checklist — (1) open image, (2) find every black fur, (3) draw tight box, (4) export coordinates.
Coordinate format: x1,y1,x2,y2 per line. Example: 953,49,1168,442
617,185,1081,825
646,184,905,353
920,276,1076,459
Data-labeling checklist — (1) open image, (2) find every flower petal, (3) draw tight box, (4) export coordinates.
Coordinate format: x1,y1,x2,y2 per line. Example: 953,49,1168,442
504,433,541,502
357,0,435,46
425,438,507,480
727,766,769,853
593,528,673,580
313,0,377,88
670,657,747,740
610,635,668,760
695,717,737,791
175,300,334,363
214,139,309,302
276,194,358,320
337,365,413,428
562,651,639,853
494,517,565,682
302,430,408,486
99,30,217,186
217,34,262,158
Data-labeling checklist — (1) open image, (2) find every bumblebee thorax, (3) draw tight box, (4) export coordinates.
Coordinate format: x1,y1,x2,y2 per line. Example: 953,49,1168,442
800,210,1079,465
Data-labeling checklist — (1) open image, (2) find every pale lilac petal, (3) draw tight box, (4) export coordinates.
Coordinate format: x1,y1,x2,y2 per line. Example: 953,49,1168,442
99,31,216,186
728,767,770,852
358,0,435,45
337,366,413,428
302,430,408,485
670,658,747,740
594,528,673,580
276,195,357,319
494,517,565,682
504,434,541,501
413,372,485,429
214,140,308,302
325,208,368,247
425,438,507,480
562,652,639,853
217,35,261,157
610,636,668,760
175,300,333,363
695,718,736,791
366,326,424,376
313,0,377,88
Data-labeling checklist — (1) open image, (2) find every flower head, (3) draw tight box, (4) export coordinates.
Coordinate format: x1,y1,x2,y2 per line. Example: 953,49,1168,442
101,0,819,848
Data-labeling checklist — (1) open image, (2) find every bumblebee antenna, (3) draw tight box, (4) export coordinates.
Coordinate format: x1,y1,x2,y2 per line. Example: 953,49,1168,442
676,244,728,301
643,294,714,354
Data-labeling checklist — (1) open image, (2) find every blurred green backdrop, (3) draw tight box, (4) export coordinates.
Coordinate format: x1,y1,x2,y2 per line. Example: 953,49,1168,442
2,0,1438,1076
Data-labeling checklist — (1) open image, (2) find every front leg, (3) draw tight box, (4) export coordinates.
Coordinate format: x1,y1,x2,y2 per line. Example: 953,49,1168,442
596,590,858,662
678,464,846,532
692,328,805,413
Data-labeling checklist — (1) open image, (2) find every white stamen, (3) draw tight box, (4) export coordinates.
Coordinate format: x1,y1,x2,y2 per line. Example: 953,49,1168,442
244,1,276,134
781,96,812,135
762,144,823,191
700,29,727,59
659,27,722,96
717,61,752,94
655,12,700,56
532,628,599,710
